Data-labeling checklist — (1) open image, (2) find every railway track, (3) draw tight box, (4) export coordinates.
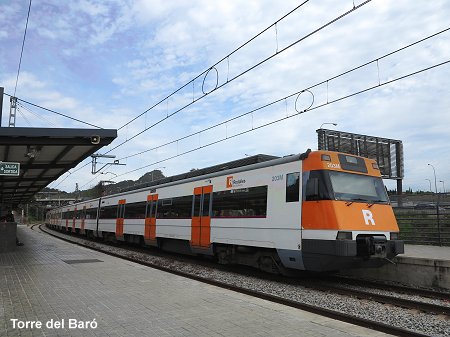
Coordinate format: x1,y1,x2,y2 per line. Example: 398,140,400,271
331,275,450,301
323,275,450,312
35,224,449,337
298,281,450,316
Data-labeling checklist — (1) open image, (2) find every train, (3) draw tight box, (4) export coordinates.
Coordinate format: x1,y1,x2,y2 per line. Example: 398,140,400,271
46,149,404,273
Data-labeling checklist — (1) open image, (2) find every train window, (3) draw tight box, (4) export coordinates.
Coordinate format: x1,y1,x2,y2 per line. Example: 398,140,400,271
99,205,118,219
337,154,368,173
157,196,193,219
193,195,201,217
85,208,98,219
65,211,75,219
212,186,268,218
286,172,300,202
162,199,173,206
202,193,211,217
145,200,156,218
303,171,333,201
118,204,125,219
124,201,146,219
328,171,389,203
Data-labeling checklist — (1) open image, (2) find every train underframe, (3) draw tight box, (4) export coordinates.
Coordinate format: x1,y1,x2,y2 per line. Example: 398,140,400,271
47,224,404,274
302,235,404,271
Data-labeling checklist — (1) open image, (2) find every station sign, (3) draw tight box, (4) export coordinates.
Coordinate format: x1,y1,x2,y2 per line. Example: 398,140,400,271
0,162,20,176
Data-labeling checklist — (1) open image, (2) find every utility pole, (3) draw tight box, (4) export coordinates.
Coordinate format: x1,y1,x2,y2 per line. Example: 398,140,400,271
75,183,80,201
428,163,441,246
0,87,4,126
9,96,17,127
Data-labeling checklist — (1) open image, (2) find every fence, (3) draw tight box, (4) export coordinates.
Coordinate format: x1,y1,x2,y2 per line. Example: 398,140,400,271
394,208,450,246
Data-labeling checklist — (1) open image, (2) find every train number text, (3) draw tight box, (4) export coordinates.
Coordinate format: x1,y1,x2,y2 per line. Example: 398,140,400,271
272,174,284,182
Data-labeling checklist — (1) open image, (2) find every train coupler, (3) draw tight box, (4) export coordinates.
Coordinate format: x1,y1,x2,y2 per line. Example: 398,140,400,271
356,235,387,258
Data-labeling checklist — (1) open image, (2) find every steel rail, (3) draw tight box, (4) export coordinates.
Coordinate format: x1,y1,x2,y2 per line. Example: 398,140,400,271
302,283,450,316
327,275,450,302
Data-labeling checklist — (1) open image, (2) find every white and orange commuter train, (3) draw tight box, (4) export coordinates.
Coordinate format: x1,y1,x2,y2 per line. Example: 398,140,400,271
46,150,404,272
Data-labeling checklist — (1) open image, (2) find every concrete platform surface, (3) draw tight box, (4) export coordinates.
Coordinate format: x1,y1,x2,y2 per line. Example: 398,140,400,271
0,225,390,337
341,244,450,290
402,244,450,260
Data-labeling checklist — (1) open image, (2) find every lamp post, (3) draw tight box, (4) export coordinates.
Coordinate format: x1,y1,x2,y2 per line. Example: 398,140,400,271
320,122,337,129
428,164,438,195
440,180,445,193
425,179,432,192
428,163,441,246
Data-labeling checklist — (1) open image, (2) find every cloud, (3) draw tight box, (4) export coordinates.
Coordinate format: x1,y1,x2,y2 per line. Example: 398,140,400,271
2,0,449,192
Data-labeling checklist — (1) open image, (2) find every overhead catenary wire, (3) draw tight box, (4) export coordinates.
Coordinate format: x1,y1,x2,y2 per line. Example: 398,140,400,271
2,93,103,129
16,106,32,127
17,101,57,127
51,25,449,190
80,168,111,189
13,0,32,97
118,0,310,131
110,59,449,180
50,170,73,190
105,0,372,155
118,26,450,162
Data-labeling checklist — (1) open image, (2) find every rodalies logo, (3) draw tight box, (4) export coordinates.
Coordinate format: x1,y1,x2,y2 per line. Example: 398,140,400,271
226,176,246,188
226,176,233,188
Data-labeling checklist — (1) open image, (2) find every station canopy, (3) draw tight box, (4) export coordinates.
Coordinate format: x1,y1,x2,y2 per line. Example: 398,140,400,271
0,127,117,206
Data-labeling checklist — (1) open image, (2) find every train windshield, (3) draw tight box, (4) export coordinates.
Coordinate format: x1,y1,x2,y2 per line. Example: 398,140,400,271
304,170,389,204
328,171,389,203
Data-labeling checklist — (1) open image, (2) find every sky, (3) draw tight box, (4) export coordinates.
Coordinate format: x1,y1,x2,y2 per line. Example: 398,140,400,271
0,0,449,193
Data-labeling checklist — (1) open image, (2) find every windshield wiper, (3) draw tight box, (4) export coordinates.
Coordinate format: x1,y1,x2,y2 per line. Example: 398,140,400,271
342,198,388,207
366,199,388,207
347,198,367,202
343,198,366,206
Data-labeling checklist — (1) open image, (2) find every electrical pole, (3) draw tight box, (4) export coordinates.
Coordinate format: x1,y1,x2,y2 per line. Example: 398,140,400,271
9,96,17,127
0,87,4,126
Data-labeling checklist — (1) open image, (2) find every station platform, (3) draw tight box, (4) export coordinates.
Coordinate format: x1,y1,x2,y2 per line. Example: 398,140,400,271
340,244,450,290
0,225,389,337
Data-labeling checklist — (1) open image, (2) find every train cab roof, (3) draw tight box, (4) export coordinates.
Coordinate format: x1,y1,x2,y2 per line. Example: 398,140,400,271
303,150,381,177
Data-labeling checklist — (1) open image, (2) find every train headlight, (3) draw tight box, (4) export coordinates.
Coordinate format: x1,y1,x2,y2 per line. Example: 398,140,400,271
390,232,399,240
336,231,352,240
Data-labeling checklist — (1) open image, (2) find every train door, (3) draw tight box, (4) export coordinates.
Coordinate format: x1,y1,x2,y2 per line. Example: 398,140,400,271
95,199,101,238
81,206,86,233
116,199,126,239
191,185,213,248
72,208,77,232
65,208,69,231
144,194,158,245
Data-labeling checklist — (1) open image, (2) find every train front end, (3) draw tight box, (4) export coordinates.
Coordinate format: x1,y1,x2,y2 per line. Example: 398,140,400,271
300,151,404,271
